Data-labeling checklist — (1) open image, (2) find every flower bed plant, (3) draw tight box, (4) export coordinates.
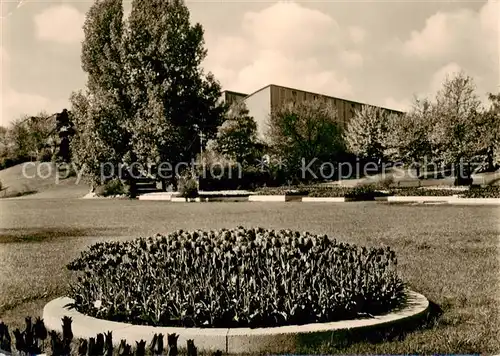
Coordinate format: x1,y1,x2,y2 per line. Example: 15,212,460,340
307,186,388,200
254,186,310,196
388,188,467,197
0,317,211,356
460,186,500,198
67,227,406,329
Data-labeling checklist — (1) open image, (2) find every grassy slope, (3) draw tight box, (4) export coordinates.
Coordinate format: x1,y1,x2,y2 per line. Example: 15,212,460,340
0,200,498,354
0,162,90,199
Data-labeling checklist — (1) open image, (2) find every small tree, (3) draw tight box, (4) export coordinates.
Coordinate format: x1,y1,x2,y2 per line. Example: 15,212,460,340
268,100,344,181
55,109,76,163
383,98,433,176
344,105,391,165
8,117,32,161
70,90,117,187
473,92,500,171
214,102,262,165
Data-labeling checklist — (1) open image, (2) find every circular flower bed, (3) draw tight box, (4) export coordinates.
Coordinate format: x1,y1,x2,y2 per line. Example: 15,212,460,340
67,227,406,328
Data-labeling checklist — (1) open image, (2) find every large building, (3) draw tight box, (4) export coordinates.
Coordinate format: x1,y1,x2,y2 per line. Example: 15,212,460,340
221,84,403,139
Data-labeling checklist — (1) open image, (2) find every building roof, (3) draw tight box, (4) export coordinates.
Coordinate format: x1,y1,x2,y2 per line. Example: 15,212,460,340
240,84,404,114
221,90,248,97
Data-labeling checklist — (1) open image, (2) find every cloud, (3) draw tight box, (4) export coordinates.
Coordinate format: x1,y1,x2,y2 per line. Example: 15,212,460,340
204,1,355,99
241,2,340,56
429,62,463,96
1,88,69,126
401,0,498,71
34,5,85,44
1,46,68,126
339,50,364,69
348,26,366,44
383,97,413,112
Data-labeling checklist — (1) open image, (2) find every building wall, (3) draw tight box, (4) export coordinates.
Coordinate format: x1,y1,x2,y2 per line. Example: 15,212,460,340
236,84,403,142
243,86,272,140
221,91,247,107
268,85,402,130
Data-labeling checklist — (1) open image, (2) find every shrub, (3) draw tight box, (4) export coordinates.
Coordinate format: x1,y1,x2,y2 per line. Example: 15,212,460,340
388,188,466,197
461,186,500,198
95,178,127,197
307,185,388,200
67,227,406,328
178,174,199,198
374,175,395,190
38,148,53,162
255,186,310,196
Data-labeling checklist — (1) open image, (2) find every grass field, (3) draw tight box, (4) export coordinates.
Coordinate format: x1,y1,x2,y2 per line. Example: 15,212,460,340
0,199,499,354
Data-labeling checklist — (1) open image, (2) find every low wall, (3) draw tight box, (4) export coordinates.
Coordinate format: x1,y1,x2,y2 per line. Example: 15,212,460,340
43,291,429,354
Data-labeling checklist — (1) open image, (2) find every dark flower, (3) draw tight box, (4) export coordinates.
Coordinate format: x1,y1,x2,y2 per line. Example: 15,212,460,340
135,340,146,356
33,317,48,342
78,339,88,356
61,316,73,343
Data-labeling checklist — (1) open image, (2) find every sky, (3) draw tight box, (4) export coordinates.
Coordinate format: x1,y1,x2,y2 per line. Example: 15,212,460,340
0,0,498,127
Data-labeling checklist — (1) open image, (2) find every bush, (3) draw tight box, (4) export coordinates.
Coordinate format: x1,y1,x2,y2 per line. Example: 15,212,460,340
255,186,310,196
95,178,127,197
38,148,53,162
178,174,199,198
0,155,29,170
374,175,395,190
461,186,500,198
307,185,388,200
388,188,466,197
67,227,406,328
198,165,287,191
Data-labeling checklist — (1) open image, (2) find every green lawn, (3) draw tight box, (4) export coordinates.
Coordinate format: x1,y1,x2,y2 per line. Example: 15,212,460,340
0,199,498,354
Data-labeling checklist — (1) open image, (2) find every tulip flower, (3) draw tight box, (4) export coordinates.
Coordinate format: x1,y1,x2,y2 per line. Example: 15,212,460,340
135,340,146,356
77,339,88,356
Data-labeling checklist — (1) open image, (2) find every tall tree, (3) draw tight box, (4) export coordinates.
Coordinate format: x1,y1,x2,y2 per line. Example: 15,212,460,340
124,0,225,181
214,101,261,165
344,105,391,164
72,0,129,181
428,71,482,183
81,0,124,94
268,100,344,181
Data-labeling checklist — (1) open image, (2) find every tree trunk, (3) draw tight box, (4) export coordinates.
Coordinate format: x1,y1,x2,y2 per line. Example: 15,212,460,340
454,160,473,186
487,146,494,172
129,178,137,199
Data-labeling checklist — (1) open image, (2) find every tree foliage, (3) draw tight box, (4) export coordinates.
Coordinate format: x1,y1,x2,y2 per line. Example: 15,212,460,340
428,71,482,166
344,105,391,162
474,92,500,170
214,101,261,165
384,98,433,168
70,90,121,185
124,0,224,170
268,100,344,180
71,0,225,185
2,112,55,164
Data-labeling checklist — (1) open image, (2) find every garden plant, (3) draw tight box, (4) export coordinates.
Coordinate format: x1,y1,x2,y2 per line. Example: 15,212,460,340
67,227,406,328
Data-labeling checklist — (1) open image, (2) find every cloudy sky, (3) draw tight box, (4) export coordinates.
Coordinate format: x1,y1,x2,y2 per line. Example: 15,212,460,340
0,0,498,126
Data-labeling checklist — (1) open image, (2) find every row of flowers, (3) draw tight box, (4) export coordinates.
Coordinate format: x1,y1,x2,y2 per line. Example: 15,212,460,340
253,186,500,199
0,316,210,356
